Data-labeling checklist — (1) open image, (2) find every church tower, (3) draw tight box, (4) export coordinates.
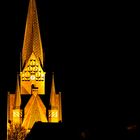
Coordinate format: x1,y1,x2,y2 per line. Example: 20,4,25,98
20,0,47,130
48,73,62,122
20,0,45,95
7,0,63,135
12,75,22,125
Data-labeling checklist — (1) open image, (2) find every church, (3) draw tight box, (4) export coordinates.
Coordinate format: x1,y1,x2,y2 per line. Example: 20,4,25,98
7,0,62,133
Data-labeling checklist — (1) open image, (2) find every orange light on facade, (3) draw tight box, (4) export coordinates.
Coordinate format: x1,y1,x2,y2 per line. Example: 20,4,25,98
7,0,63,138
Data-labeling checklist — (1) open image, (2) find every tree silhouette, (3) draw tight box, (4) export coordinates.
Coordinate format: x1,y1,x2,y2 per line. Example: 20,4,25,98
8,123,27,140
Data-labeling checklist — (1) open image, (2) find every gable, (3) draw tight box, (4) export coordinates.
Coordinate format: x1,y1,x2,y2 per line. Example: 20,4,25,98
23,52,44,73
20,52,45,94
21,52,45,81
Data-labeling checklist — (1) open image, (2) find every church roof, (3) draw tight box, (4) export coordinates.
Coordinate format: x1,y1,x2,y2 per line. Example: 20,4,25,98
22,0,43,68
22,94,47,129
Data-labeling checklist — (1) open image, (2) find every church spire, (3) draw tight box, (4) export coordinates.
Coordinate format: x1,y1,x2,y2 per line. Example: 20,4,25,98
22,0,43,67
14,74,21,109
50,72,56,107
48,73,62,122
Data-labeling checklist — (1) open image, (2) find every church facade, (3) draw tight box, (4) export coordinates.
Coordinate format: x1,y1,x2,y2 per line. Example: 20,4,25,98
7,0,62,132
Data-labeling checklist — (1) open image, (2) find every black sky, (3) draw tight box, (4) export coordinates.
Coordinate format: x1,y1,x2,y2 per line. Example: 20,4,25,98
0,0,139,139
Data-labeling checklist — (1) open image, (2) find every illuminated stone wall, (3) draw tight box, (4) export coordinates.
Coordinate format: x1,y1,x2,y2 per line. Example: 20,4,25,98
7,0,63,135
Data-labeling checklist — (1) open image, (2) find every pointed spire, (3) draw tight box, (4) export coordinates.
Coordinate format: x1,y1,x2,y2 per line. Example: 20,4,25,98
50,72,56,107
14,74,21,109
22,0,43,67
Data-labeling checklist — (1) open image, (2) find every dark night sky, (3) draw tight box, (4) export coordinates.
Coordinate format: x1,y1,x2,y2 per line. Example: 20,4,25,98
0,0,139,139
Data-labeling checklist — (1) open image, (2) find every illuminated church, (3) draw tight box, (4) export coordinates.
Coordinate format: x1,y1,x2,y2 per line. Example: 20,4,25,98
7,0,62,132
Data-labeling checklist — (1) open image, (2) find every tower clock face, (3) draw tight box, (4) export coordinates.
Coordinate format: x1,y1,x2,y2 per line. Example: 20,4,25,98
30,75,36,80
